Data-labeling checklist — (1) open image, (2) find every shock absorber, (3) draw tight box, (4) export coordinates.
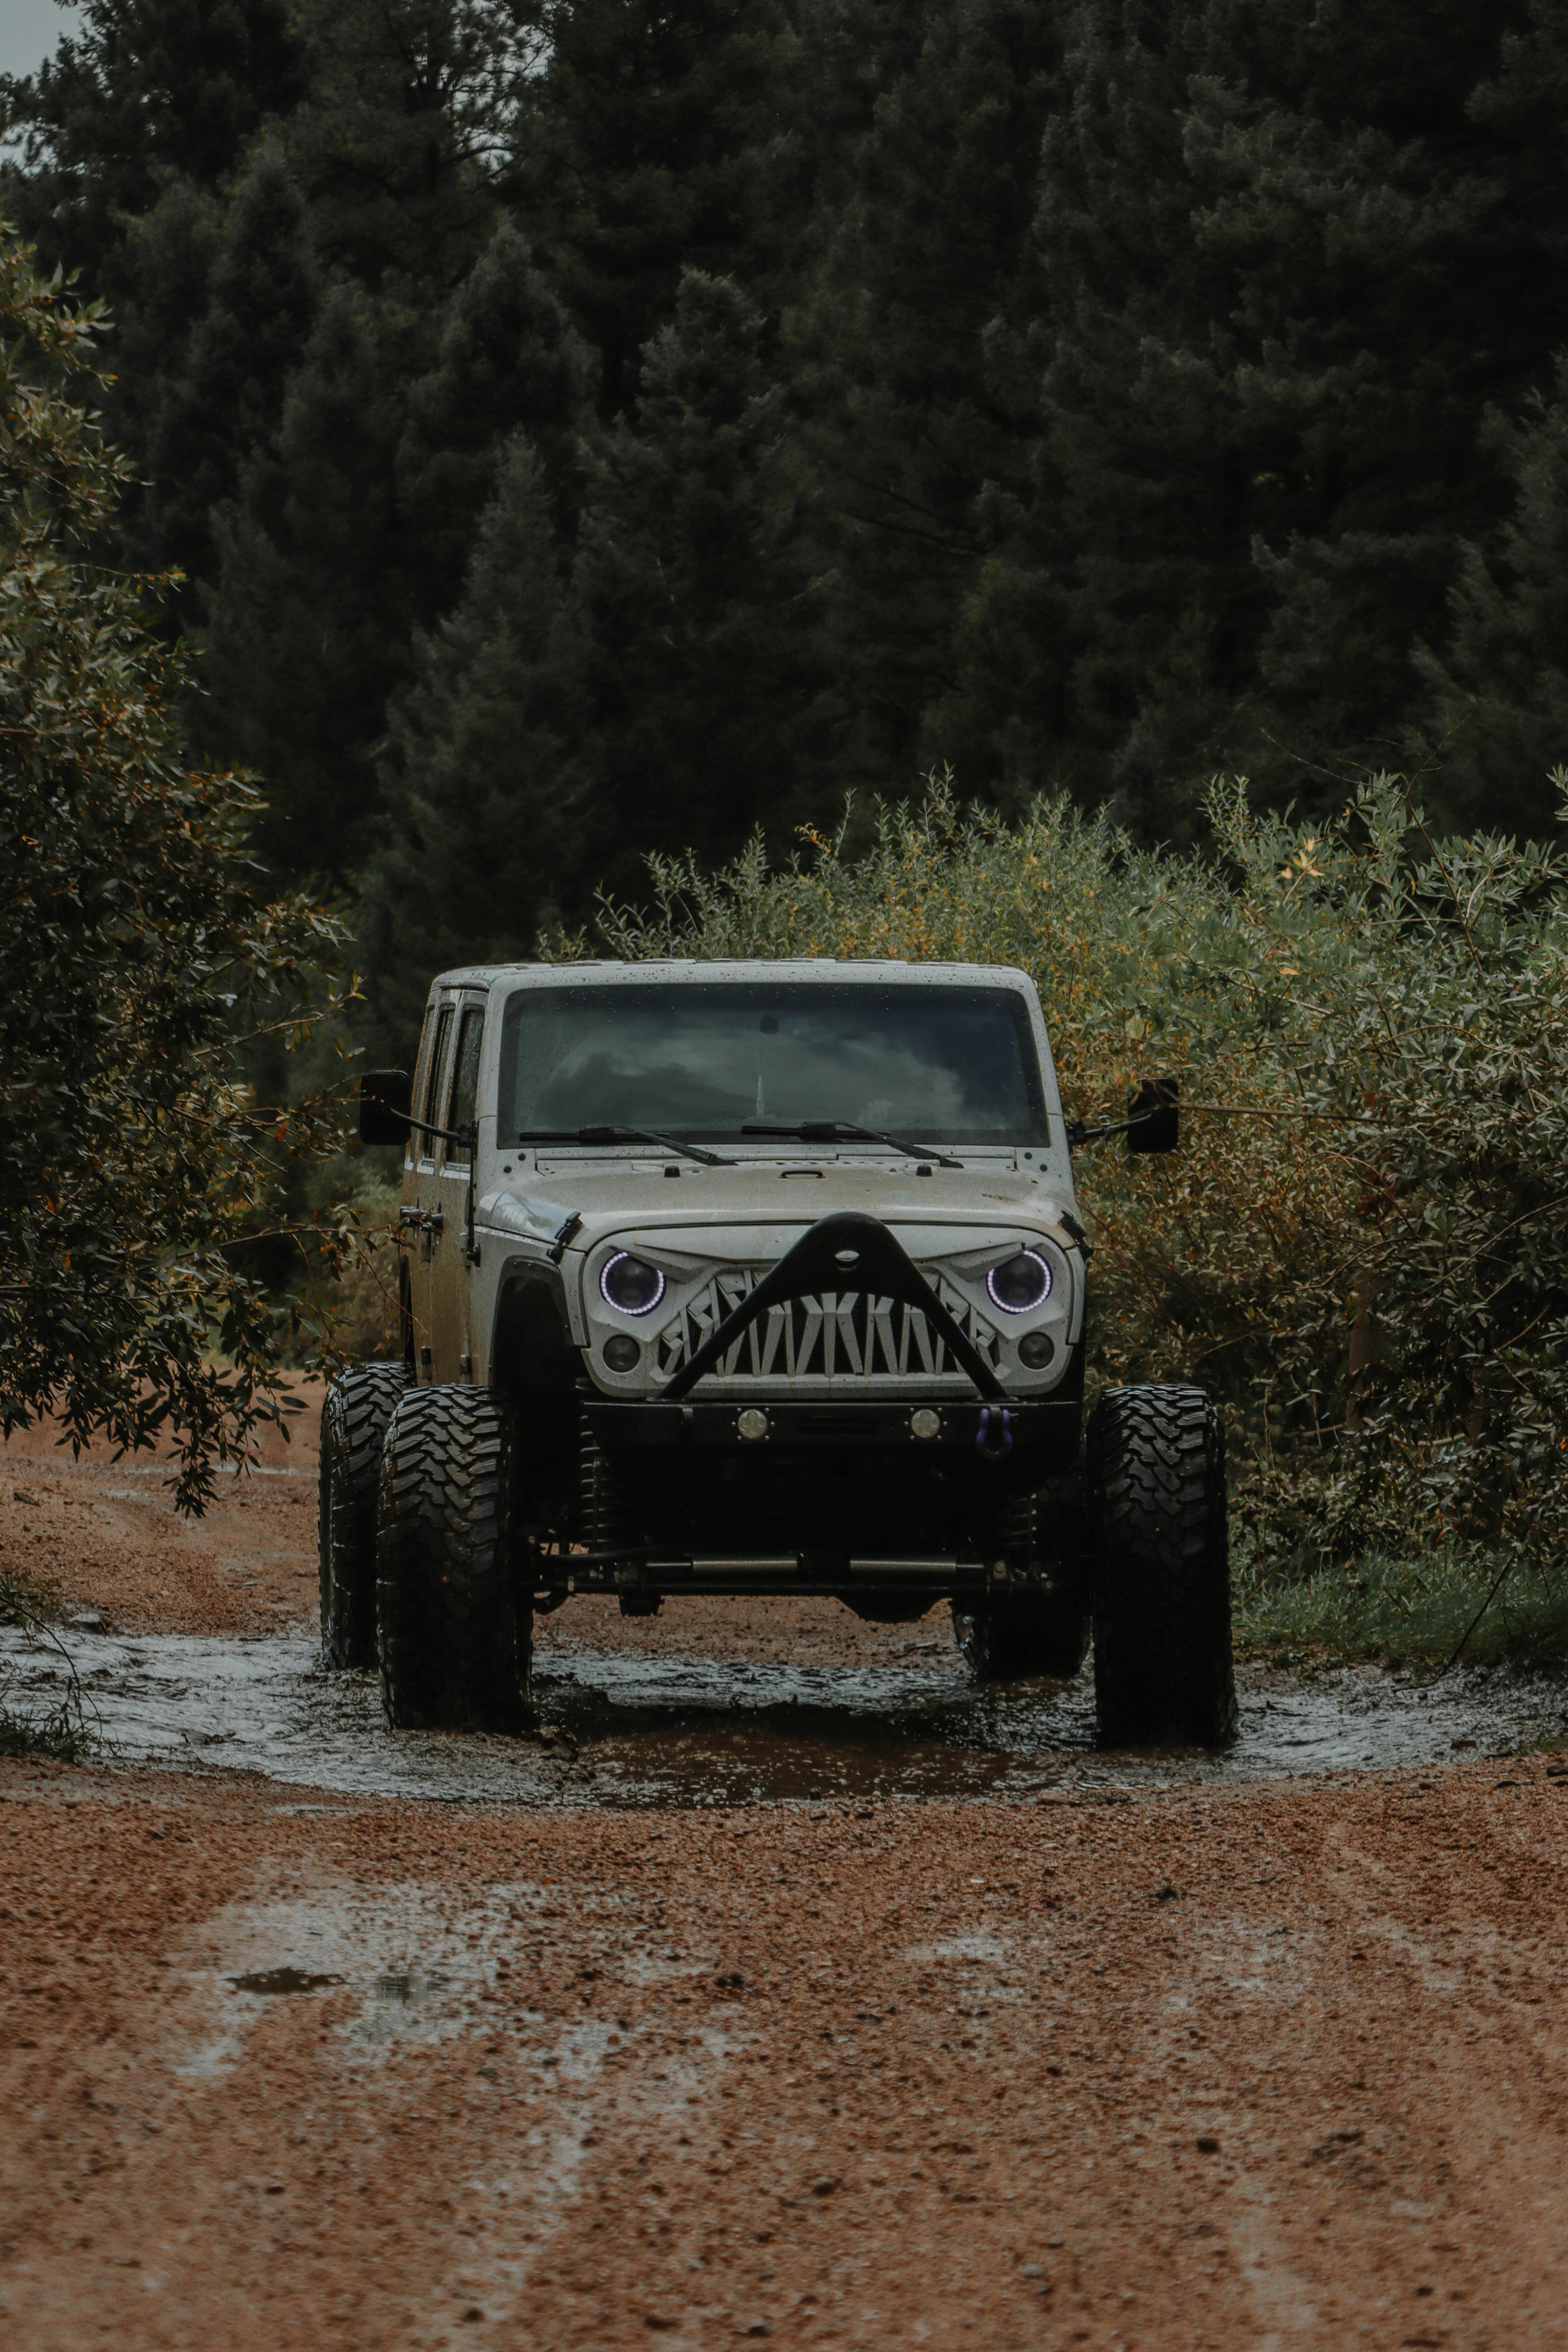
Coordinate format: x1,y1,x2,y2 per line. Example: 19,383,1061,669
578,1405,637,1554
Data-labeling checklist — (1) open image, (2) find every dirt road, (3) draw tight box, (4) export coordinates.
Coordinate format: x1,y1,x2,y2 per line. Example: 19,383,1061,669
3,1403,1567,2349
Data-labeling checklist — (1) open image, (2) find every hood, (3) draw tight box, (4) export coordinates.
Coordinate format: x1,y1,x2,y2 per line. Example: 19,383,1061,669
476,1153,1080,1256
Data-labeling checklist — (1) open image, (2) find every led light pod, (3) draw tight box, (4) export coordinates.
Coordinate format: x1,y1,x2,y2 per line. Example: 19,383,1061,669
599,1250,666,1316
985,1248,1052,1315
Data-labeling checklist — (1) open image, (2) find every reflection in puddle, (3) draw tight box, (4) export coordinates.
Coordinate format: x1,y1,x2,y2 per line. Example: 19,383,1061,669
1,1622,1563,1807
228,1966,344,1996
373,1970,448,2006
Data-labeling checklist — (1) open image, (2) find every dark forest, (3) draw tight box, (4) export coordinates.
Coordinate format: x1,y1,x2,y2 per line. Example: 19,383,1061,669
6,0,1567,1052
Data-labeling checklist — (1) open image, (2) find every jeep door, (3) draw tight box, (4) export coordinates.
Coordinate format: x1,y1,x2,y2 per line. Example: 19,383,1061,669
405,998,456,1379
424,993,487,1382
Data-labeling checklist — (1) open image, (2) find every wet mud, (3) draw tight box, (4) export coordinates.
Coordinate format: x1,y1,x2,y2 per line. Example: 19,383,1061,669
3,1618,1562,1805
8,1411,1568,2349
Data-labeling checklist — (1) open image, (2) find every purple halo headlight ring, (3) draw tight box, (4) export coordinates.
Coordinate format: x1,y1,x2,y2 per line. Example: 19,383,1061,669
599,1250,667,1318
986,1248,1052,1316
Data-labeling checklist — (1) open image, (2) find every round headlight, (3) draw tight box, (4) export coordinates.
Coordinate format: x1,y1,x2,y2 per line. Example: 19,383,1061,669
599,1251,666,1317
986,1248,1052,1315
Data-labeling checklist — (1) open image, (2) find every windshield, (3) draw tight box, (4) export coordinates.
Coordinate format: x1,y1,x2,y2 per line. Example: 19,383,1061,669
497,981,1049,1146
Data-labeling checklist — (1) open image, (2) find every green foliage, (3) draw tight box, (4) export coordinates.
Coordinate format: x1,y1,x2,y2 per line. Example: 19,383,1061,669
394,216,592,621
0,224,349,1511
596,770,1568,1605
280,0,531,292
0,1563,95,1761
134,142,320,608
515,0,799,417
0,1693,95,1764
10,0,1568,1008
361,432,588,1049
572,269,836,893
0,0,307,283
200,278,432,884
1414,358,1568,834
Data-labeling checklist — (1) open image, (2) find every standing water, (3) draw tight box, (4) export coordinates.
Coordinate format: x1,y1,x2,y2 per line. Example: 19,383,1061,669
2,1622,1563,1805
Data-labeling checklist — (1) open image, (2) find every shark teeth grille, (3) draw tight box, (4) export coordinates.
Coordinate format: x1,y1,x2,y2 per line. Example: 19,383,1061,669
652,1270,1002,1385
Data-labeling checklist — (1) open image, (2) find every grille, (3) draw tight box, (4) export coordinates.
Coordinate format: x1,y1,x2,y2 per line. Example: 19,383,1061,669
652,1270,1002,1387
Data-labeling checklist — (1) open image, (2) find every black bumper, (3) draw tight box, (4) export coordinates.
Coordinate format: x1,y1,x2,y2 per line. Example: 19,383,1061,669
583,1394,1081,1469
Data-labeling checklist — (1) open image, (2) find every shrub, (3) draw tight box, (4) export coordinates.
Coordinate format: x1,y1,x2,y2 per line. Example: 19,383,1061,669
0,223,351,1510
594,771,1568,1600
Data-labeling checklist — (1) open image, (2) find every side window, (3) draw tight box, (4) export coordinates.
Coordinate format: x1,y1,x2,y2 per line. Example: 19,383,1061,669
406,1006,436,1163
419,1005,454,1163
444,1007,485,1166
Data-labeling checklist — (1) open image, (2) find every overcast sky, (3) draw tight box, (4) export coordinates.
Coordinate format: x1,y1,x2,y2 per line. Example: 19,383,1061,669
1,2,83,85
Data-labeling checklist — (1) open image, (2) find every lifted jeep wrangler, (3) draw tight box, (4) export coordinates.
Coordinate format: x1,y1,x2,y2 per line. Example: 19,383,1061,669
319,959,1236,1746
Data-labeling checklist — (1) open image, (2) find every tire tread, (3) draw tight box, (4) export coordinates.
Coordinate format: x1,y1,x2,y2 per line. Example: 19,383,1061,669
1088,1384,1236,1745
376,1386,531,1731
318,1361,407,1669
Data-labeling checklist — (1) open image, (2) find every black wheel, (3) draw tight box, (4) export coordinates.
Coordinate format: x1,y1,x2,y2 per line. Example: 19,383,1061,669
1088,1385,1236,1746
318,1361,407,1669
376,1386,533,1731
953,1480,1092,1680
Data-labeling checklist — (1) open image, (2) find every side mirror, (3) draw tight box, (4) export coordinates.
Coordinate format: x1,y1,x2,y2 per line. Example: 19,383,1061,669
359,1068,412,1148
1126,1075,1179,1155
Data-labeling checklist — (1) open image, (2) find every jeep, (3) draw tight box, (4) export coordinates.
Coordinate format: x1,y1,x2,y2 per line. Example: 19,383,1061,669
319,959,1236,1746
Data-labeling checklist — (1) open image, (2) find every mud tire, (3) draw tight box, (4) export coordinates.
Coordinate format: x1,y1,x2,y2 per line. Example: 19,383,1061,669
376,1386,532,1732
318,1361,407,1669
1088,1385,1236,1746
954,1480,1092,1680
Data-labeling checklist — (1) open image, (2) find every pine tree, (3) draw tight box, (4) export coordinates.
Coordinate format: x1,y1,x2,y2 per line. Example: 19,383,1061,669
964,0,1270,830
280,0,524,295
395,217,592,623
200,281,430,884
358,435,587,1054
128,145,319,614
0,0,307,288
1189,0,1561,806
1414,362,1568,833
789,0,1067,797
951,0,1568,831
571,269,836,887
514,0,798,417
201,215,591,888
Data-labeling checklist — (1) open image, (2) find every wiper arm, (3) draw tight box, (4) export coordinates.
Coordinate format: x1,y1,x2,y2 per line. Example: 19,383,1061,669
741,1120,963,1170
515,1125,733,1168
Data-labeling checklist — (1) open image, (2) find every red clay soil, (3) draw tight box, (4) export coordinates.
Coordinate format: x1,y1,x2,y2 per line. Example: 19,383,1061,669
1,1382,326,1639
4,1401,1568,2347
4,1759,1568,2350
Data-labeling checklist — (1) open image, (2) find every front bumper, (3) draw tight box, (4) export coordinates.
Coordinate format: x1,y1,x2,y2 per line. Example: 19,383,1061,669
575,1389,1083,1567
583,1395,1080,1468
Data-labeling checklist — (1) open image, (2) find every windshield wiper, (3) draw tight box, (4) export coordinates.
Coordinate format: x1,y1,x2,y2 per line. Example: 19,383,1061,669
741,1120,963,1170
515,1125,734,1168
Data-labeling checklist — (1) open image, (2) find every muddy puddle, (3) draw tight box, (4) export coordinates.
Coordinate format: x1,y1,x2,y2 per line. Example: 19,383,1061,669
3,1621,1564,1805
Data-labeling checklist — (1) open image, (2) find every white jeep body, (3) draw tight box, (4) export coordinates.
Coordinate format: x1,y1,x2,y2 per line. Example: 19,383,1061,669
395,958,1091,1600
